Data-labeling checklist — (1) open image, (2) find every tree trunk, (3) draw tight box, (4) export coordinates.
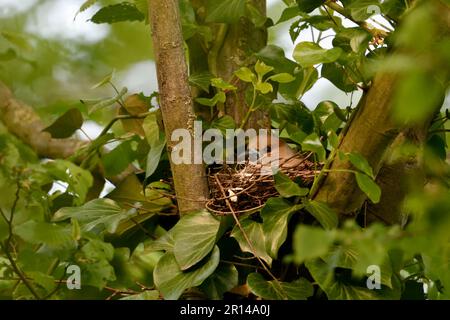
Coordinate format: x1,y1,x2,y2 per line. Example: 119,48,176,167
188,0,269,129
148,0,209,214
215,0,269,129
365,110,441,225
313,73,401,218
313,0,449,221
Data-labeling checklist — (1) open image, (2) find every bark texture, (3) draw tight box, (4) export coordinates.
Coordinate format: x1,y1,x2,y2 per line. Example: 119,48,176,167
148,0,209,214
314,0,450,221
215,0,269,129
0,81,85,159
314,73,400,218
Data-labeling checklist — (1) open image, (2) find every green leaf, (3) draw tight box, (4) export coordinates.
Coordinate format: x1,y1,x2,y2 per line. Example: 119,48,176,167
268,73,295,83
82,238,115,261
255,82,273,94
143,113,166,178
120,290,160,300
44,160,93,205
304,199,338,229
277,5,301,24
274,171,309,198
347,0,381,21
245,2,267,27
305,259,380,300
153,246,220,300
261,198,303,259
293,42,343,67
173,210,221,270
211,115,236,133
14,221,75,249
189,72,213,93
91,70,114,89
0,48,17,61
0,218,8,242
89,87,128,114
256,45,298,74
327,130,339,150
313,100,344,132
195,91,226,107
28,271,57,295
43,108,83,139
133,0,149,20
301,133,326,161
355,173,381,203
200,264,238,300
145,228,176,252
322,62,357,92
293,225,334,263
107,175,172,217
235,67,256,83
53,198,136,234
102,139,138,176
255,60,274,79
90,2,145,24
211,78,237,91
80,258,116,290
347,152,374,178
0,31,33,52
333,28,371,53
231,218,272,266
145,140,166,179
247,273,313,300
206,0,247,23
393,71,445,124
76,0,98,18
296,0,326,13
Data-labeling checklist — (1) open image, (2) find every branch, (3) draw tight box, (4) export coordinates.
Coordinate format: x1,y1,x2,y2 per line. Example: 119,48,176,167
0,179,41,300
148,0,209,214
324,1,389,38
0,81,136,186
313,1,450,220
0,81,86,159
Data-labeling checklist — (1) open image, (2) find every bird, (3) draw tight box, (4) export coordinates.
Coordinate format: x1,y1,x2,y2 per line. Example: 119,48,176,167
245,131,303,175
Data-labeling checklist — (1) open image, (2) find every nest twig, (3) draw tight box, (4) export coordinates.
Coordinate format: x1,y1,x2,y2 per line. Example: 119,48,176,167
206,152,321,216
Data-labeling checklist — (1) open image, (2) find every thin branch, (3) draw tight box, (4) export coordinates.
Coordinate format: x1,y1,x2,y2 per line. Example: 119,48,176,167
213,174,288,299
0,243,41,299
324,0,389,38
429,129,450,135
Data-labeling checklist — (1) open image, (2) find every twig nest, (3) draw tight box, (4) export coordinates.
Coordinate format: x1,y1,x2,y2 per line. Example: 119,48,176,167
206,152,321,216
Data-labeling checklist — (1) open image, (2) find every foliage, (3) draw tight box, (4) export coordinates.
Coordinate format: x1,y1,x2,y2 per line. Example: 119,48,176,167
0,0,449,301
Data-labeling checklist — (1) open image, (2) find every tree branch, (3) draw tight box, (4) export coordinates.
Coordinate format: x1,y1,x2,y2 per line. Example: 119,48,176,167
148,0,209,214
0,81,86,159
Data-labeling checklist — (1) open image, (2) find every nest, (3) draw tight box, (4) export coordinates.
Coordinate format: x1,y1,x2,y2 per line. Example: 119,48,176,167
206,153,321,216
